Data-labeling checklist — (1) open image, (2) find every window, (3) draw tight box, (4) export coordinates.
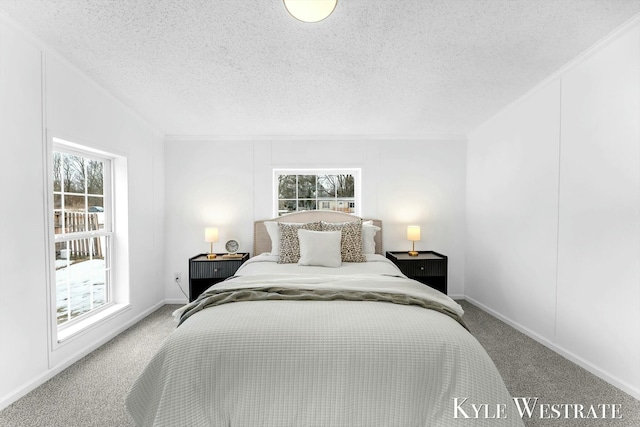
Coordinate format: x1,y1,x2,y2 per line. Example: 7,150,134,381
50,140,113,331
274,169,360,216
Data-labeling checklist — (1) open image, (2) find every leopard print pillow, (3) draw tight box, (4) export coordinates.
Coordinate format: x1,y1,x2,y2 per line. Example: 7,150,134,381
277,222,322,263
321,220,367,263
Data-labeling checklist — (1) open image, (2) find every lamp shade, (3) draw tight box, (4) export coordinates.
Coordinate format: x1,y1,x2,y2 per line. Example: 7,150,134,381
407,226,421,242
204,227,219,243
283,0,337,23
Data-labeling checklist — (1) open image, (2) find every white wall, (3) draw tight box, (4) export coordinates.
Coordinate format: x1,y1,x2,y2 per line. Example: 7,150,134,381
556,24,640,395
466,80,561,339
466,22,640,398
0,16,165,409
164,139,467,301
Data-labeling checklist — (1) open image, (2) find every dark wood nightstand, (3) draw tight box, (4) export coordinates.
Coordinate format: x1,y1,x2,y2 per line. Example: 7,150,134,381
386,251,448,294
188,253,249,301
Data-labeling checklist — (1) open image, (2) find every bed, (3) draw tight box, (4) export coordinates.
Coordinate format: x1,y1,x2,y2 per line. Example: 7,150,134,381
126,211,524,426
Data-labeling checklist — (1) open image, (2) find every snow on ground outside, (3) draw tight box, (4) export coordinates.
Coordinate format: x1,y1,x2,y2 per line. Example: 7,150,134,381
56,259,106,323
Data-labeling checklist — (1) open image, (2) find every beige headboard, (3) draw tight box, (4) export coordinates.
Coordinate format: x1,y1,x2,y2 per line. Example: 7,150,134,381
254,211,383,256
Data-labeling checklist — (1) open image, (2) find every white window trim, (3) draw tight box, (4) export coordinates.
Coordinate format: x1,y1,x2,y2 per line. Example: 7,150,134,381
44,135,130,350
273,168,361,217
53,146,113,330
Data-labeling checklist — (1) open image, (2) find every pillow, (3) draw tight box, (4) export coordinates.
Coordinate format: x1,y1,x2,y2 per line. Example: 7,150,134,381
264,221,280,255
297,230,342,268
362,220,381,254
265,220,323,256
278,222,322,263
321,220,367,262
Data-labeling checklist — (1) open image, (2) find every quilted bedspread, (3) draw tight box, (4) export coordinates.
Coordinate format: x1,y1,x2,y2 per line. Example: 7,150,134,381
126,256,524,426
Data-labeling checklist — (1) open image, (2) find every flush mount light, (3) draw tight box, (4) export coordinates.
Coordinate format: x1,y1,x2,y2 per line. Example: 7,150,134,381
283,0,338,23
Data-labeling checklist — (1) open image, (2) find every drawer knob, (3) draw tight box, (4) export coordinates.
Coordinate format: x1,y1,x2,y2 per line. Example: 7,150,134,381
420,266,425,271
214,268,219,272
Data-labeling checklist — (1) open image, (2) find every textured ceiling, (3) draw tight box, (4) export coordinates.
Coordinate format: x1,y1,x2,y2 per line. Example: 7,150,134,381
1,1,639,138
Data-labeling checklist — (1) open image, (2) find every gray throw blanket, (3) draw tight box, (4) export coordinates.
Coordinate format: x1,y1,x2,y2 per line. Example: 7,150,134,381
176,286,467,330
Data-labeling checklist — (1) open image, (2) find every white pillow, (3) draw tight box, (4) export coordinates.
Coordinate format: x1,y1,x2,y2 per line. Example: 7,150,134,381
362,220,381,254
297,229,342,268
264,221,280,255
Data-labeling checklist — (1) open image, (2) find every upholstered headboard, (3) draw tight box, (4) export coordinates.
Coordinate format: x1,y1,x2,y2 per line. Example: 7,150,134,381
254,211,383,256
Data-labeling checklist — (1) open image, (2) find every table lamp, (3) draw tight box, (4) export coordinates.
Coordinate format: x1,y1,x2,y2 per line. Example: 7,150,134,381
407,225,420,256
205,227,219,259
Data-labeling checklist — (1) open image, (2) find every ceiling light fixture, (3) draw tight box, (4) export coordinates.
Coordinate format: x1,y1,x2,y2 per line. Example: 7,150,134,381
283,0,338,23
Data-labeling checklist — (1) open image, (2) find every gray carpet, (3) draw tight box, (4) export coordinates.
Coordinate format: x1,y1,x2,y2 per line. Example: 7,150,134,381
0,301,638,426
0,305,178,427
459,300,640,426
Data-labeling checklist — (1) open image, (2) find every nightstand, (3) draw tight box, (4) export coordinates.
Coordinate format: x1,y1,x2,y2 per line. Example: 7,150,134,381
386,251,448,294
188,253,249,301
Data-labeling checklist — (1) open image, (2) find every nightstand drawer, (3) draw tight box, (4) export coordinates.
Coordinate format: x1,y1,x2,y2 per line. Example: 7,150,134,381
190,260,241,279
404,260,447,277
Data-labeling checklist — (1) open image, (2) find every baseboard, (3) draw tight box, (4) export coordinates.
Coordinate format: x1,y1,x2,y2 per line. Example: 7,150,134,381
164,298,187,304
0,300,165,411
463,296,640,401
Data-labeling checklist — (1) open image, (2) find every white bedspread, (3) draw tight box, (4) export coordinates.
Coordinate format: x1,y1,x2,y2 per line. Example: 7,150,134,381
126,255,524,426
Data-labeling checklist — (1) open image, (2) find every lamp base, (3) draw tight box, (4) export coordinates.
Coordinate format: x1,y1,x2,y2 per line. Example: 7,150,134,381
408,251,419,256
206,253,217,259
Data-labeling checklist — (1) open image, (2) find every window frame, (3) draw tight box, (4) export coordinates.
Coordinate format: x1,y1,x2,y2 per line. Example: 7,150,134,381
45,136,123,344
273,168,361,217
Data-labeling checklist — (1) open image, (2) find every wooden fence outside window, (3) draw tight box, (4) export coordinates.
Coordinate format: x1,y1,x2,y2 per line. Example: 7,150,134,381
53,212,104,260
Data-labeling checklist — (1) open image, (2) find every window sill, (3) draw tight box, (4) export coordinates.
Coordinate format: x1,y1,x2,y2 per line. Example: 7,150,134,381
57,303,130,344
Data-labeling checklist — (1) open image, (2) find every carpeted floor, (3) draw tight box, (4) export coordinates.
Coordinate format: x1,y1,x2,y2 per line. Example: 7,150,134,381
0,301,638,426
460,300,640,427
0,305,179,427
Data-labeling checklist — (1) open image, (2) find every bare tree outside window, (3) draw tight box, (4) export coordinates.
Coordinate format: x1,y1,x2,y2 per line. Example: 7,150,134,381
275,170,359,216
53,147,111,327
